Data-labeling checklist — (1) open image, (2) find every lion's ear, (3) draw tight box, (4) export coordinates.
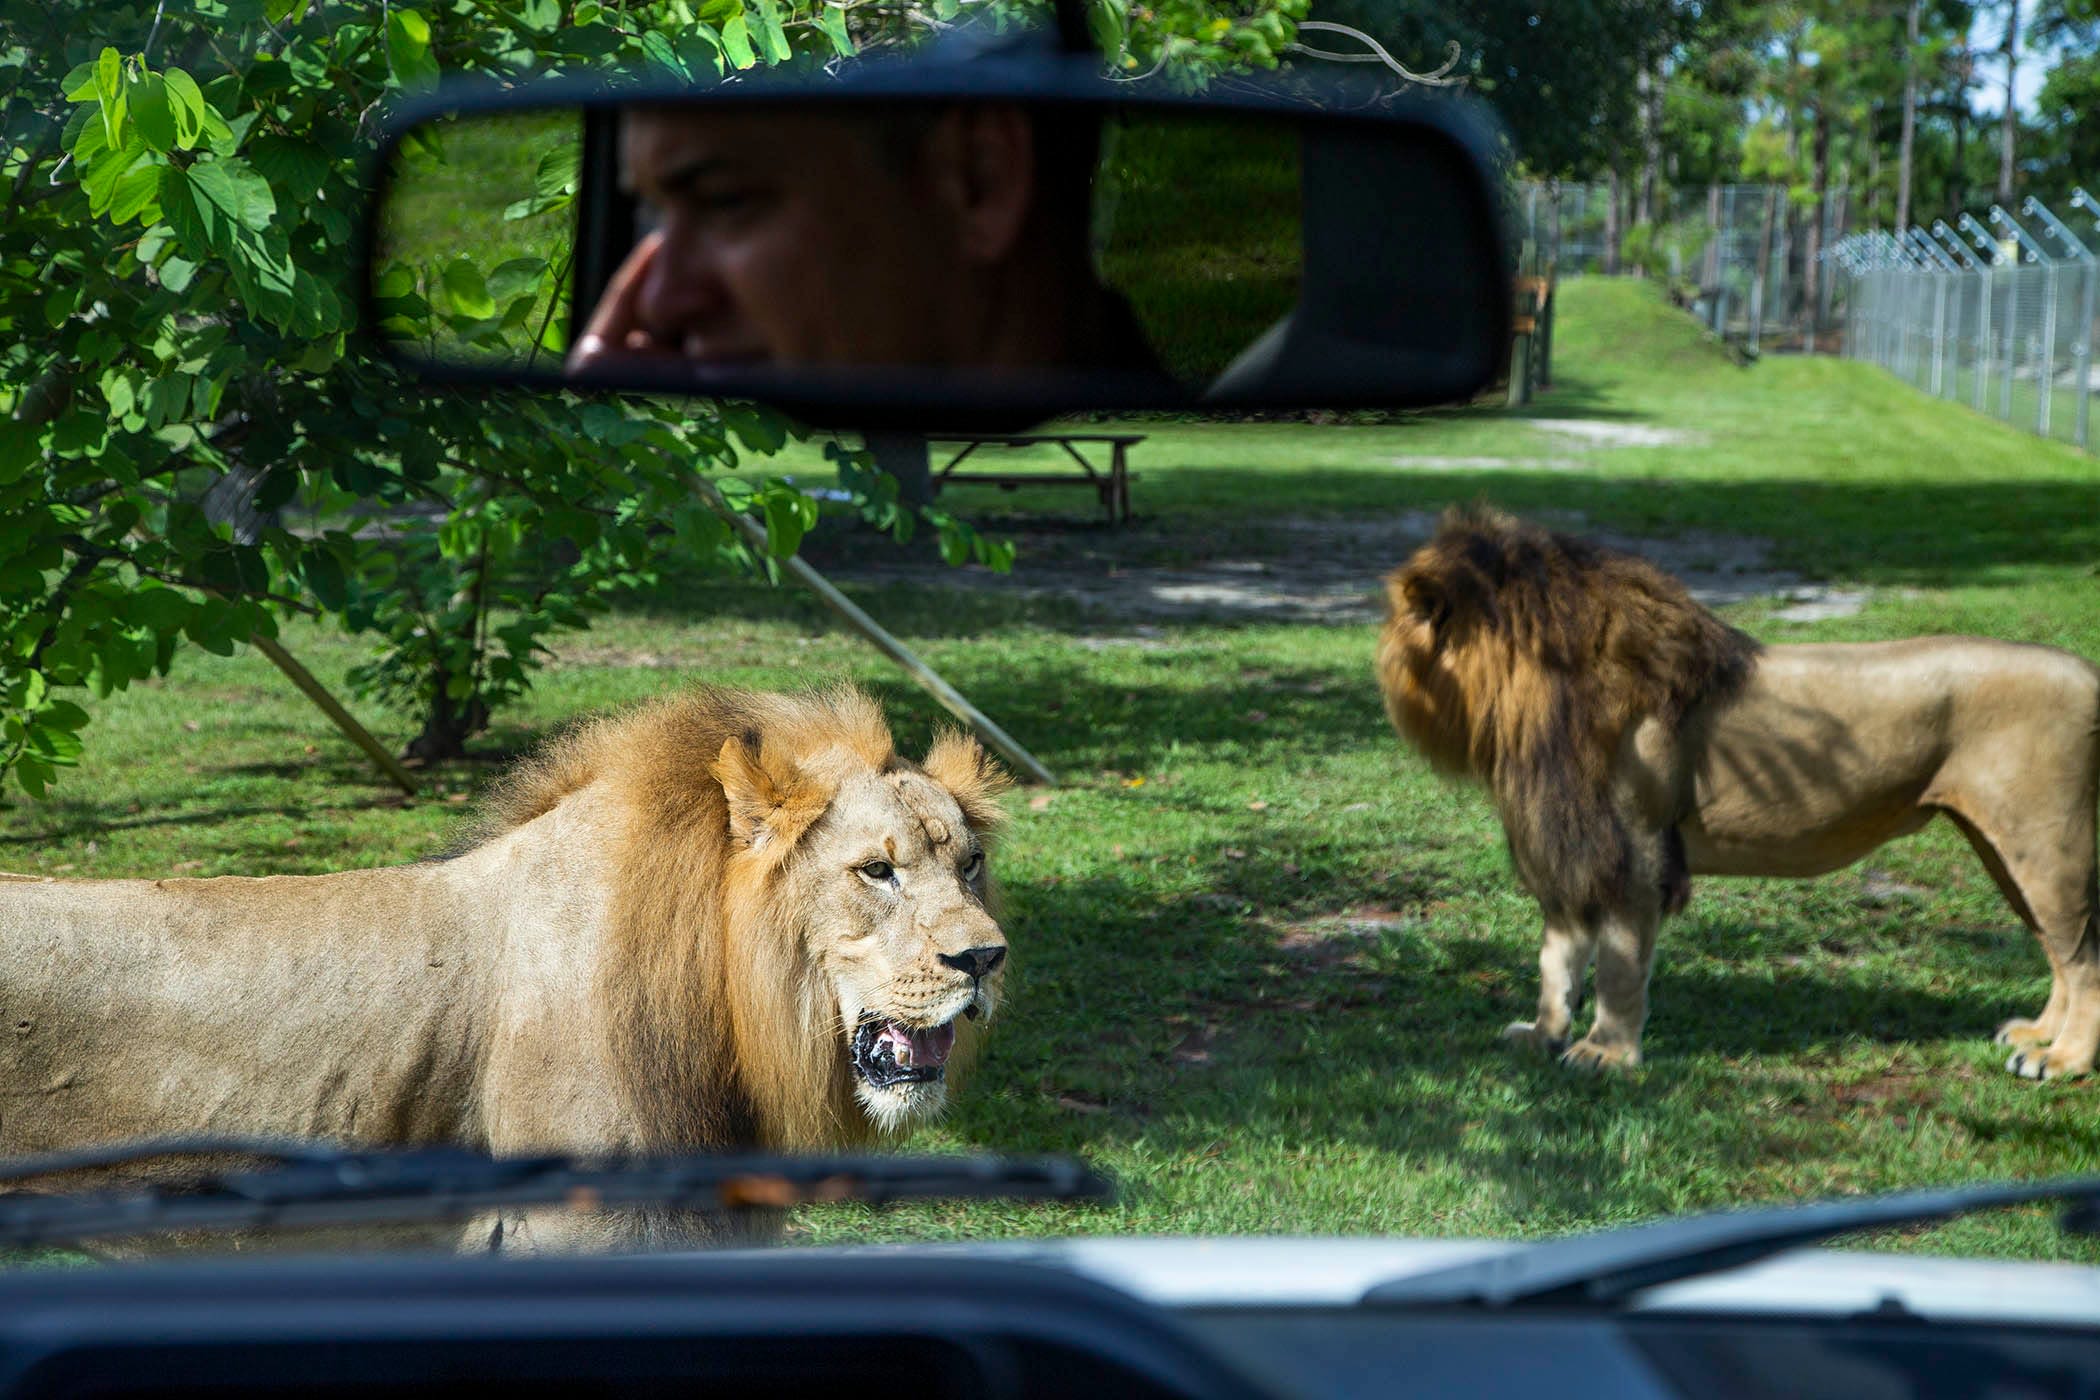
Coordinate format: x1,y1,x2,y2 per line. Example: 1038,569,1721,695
922,730,1012,836
1402,575,1449,633
714,734,829,851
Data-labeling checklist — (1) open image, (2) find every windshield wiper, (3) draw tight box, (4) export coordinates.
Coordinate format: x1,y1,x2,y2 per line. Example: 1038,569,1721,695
1362,1174,2100,1310
0,1138,1113,1249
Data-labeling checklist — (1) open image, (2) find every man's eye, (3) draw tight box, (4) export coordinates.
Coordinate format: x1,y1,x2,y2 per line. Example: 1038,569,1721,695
859,860,895,883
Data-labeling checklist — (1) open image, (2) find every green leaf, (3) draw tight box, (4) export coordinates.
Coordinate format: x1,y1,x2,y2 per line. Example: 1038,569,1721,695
94,47,122,146
816,3,857,57
441,259,494,319
126,71,175,153
533,141,580,201
721,11,757,68
16,754,52,800
386,9,440,88
107,158,164,224
83,143,155,221
762,493,810,557
303,549,347,610
247,134,329,202
160,158,275,259
162,68,207,149
639,29,691,77
130,587,193,632
518,0,561,32
39,701,91,734
487,256,548,303
751,0,791,63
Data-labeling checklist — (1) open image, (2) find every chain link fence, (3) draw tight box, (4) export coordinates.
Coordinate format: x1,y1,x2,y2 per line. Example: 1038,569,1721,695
1515,181,1850,351
1830,192,2099,452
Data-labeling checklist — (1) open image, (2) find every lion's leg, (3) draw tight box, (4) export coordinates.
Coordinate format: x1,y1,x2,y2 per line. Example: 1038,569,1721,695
2008,874,2100,1081
1940,800,2100,1080
1561,904,1659,1072
1944,810,2069,1049
1502,915,1593,1055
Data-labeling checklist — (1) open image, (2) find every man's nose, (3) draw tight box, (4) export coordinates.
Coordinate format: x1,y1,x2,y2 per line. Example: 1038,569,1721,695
938,946,1006,981
635,227,724,342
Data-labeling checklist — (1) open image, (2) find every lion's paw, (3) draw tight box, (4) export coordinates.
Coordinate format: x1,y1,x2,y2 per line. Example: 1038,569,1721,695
1560,1037,1640,1072
1994,1018,2053,1048
1501,1021,1568,1056
2006,1045,2092,1082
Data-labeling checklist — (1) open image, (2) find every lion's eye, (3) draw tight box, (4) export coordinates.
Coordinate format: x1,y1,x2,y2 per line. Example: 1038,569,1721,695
960,850,985,881
858,860,895,884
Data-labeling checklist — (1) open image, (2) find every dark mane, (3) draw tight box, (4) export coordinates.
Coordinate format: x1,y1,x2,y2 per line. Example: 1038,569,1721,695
1378,506,1761,918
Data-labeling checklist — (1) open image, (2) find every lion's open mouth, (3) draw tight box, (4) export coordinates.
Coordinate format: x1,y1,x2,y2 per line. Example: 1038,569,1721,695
851,1014,957,1089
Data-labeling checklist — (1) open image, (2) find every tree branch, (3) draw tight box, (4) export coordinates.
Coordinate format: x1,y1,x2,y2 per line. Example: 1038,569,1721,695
1287,23,1467,88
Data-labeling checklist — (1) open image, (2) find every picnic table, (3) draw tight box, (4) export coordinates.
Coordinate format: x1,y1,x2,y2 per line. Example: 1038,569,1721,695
928,433,1145,525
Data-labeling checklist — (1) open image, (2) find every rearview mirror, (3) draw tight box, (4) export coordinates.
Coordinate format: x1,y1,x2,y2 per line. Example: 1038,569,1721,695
362,58,1513,428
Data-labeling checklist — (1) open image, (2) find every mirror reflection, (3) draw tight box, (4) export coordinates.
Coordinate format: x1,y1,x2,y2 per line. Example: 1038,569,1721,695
374,102,1303,400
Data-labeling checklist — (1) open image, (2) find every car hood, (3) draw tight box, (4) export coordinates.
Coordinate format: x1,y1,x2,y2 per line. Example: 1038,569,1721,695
725,1235,2100,1325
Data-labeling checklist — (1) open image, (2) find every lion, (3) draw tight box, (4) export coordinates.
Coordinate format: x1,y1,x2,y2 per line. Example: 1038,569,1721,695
0,684,1013,1250
1378,507,2100,1079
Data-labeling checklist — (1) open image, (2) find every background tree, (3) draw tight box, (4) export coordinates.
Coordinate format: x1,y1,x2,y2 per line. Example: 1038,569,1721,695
0,0,1306,795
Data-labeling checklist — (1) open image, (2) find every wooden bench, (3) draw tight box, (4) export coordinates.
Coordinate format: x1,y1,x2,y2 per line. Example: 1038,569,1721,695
928,433,1145,525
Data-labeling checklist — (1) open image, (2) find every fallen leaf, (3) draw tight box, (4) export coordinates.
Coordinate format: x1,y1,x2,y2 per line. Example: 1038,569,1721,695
172,860,203,872
51,864,74,874
1027,794,1053,811
1123,775,1146,788
83,840,98,856
1222,848,1246,860
1247,800,1269,812
303,745,318,756
1055,1092,1109,1115
181,720,200,733
445,792,471,805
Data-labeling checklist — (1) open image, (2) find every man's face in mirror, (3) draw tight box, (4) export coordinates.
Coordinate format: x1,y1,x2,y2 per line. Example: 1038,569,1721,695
570,105,1099,376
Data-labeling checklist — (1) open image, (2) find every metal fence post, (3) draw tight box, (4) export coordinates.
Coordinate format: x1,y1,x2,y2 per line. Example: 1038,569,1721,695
2077,257,2096,450
2039,260,2059,436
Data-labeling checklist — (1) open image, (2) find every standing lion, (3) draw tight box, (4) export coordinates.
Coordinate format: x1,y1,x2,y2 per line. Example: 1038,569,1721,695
1378,507,2100,1079
0,684,1013,1249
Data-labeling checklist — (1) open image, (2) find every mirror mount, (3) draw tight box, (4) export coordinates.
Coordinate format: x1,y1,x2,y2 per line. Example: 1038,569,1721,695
1051,0,1093,55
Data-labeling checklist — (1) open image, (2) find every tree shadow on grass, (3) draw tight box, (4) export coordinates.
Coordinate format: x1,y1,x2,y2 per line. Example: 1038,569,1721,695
927,810,2064,1229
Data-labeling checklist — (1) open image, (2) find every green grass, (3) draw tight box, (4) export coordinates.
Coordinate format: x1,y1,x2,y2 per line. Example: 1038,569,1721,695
8,278,2100,1264
376,109,577,366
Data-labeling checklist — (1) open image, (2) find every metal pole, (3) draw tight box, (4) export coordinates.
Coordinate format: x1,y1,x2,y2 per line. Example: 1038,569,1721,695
2039,260,2058,436
701,484,1056,787
2077,258,2096,449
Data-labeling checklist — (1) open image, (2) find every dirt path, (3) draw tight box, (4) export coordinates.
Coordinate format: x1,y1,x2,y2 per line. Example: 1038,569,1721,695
821,512,1856,625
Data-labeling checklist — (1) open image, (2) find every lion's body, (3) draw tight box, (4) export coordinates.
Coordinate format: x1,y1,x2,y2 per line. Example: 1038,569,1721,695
1379,509,2100,1077
0,685,1011,1248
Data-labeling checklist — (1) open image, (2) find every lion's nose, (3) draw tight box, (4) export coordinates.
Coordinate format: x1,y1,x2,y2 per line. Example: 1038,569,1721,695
939,946,1006,981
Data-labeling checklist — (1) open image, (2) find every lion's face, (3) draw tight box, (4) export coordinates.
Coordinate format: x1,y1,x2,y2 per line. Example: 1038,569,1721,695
778,761,1006,1132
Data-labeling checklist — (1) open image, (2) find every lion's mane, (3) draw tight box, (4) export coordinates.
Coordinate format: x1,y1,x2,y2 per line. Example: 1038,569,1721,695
476,685,1001,1154
1377,507,1760,918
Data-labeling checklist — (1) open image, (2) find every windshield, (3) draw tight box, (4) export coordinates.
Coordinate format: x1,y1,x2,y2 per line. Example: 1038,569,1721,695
3,0,2099,1275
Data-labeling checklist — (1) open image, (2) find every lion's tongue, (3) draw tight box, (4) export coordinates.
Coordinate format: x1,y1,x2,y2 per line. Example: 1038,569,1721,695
882,1022,955,1069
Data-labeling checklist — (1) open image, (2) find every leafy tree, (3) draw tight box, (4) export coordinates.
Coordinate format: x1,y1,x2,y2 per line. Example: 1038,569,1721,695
0,0,1301,795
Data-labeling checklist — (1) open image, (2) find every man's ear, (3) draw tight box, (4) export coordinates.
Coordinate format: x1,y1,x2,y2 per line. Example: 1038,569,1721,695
921,730,1013,838
924,105,1035,265
714,733,829,851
